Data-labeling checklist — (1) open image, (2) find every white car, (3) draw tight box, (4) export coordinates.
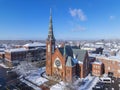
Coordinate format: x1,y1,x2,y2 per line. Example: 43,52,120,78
99,77,111,83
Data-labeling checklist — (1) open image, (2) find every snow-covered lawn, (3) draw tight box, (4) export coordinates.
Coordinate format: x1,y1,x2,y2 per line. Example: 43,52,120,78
19,66,48,89
21,67,48,86
0,63,10,68
50,81,65,90
20,78,42,90
25,73,48,86
50,75,99,90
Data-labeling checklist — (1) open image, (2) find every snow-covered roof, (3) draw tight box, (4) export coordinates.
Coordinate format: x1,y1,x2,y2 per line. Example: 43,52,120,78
97,55,120,62
95,42,104,45
24,42,46,47
89,53,101,58
0,48,5,51
5,48,27,53
92,61,102,65
0,52,5,54
78,61,83,64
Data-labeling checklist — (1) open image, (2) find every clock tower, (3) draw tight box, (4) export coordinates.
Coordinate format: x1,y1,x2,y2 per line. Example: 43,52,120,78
46,9,55,76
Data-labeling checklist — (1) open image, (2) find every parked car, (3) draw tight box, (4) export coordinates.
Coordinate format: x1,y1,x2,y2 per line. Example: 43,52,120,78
99,77,111,84
92,83,105,90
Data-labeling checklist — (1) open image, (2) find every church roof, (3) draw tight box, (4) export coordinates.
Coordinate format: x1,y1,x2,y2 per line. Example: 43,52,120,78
58,45,73,57
72,49,87,62
66,56,75,67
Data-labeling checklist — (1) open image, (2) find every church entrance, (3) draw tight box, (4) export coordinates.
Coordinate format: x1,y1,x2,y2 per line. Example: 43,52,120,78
53,68,61,81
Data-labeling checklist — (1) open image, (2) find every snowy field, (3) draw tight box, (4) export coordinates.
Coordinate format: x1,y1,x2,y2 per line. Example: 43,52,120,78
20,78,42,90
50,81,65,90
0,63,10,68
19,67,48,90
25,67,48,86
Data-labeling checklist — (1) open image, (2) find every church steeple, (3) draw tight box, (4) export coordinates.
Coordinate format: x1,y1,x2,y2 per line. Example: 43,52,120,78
46,8,56,76
47,8,55,41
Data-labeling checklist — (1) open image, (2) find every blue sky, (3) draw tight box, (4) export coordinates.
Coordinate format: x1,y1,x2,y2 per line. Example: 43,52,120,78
0,0,120,40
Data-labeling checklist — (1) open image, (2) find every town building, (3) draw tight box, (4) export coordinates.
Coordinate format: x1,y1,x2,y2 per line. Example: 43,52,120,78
89,53,120,78
96,55,120,78
92,60,103,76
46,10,90,82
4,42,46,67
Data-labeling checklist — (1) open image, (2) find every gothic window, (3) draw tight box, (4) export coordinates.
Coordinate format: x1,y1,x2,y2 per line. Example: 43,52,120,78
48,45,50,52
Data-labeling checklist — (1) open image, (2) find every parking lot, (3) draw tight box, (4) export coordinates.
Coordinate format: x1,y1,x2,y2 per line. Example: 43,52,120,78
93,77,120,90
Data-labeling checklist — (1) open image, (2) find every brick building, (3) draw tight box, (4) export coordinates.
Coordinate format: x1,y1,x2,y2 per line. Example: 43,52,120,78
96,56,120,78
46,10,90,82
4,43,46,67
92,60,103,76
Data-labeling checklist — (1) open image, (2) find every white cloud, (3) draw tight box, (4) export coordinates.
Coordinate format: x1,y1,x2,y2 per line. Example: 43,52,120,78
69,8,87,21
110,15,115,20
71,25,86,32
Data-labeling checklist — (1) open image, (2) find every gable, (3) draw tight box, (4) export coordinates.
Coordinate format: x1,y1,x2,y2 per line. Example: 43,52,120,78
58,45,73,57
52,48,65,68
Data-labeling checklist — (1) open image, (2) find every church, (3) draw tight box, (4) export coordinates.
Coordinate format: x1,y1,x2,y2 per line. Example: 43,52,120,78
46,10,90,82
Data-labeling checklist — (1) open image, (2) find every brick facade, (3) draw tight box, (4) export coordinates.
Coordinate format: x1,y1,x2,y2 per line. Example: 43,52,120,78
92,62,103,76
96,57,120,78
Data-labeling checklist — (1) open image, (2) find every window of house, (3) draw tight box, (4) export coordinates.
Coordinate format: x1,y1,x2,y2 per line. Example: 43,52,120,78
118,70,120,73
118,63,120,66
108,66,110,70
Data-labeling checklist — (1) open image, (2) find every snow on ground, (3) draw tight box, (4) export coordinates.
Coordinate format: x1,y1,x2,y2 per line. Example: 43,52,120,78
87,77,99,90
50,81,65,90
25,74,48,86
12,61,39,76
19,67,48,89
78,75,99,90
0,63,10,68
24,67,48,86
20,78,42,90
50,75,99,90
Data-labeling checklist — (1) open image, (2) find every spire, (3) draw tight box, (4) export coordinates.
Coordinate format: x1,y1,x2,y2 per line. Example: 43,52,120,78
47,8,55,41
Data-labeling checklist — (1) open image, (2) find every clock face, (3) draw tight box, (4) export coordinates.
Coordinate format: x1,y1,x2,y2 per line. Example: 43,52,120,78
55,60,61,67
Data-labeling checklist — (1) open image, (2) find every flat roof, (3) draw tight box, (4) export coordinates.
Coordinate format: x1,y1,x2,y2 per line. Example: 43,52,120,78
24,42,46,47
92,61,102,65
97,55,120,62
5,48,27,53
89,53,120,62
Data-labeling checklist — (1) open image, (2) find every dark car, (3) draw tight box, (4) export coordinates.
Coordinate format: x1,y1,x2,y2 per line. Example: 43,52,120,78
92,82,105,90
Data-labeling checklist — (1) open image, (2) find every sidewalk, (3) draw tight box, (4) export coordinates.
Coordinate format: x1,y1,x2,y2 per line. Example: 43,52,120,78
78,75,99,90
20,77,42,90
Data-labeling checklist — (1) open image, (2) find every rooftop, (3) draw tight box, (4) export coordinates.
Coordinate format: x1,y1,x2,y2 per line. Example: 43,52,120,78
24,42,46,47
5,48,27,53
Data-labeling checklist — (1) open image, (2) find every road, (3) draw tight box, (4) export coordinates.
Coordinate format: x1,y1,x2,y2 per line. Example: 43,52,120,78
0,66,7,88
0,66,10,89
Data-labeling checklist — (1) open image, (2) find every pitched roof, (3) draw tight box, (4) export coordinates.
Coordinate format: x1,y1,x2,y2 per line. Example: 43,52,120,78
66,56,75,67
58,45,73,57
72,49,87,62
